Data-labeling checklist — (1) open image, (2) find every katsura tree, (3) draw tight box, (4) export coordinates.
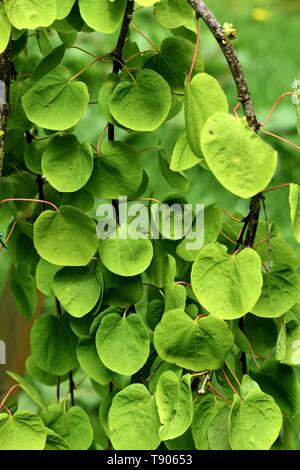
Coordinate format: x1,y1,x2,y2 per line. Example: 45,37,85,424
1,0,300,451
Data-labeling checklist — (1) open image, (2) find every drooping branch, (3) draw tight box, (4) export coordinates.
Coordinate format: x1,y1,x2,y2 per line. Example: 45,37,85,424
188,0,259,131
108,0,134,141
0,42,12,186
187,0,262,248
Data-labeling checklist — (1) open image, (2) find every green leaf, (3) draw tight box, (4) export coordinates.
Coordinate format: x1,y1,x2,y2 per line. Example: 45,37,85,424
11,262,36,319
42,135,93,193
109,69,172,132
170,133,201,172
185,73,228,157
165,428,196,450
163,255,186,311
34,205,98,267
154,0,194,29
256,236,299,271
207,402,231,450
22,65,89,130
36,259,61,297
0,411,47,450
44,428,69,450
229,375,282,450
53,266,103,317
99,224,153,276
76,336,112,385
250,360,300,417
6,371,47,410
24,141,45,174
276,305,300,365
26,355,68,386
8,80,32,129
101,268,143,308
192,395,219,450
56,0,75,20
109,384,161,450
48,406,93,450
159,149,189,192
154,309,234,370
31,314,78,375
98,73,121,126
148,357,182,394
251,264,300,318
144,37,203,92
0,4,11,53
32,43,67,82
201,112,278,198
86,141,143,199
244,315,277,355
156,372,193,440
289,183,300,243
176,206,222,262
78,0,126,33
5,0,57,29
191,243,263,319
96,313,150,375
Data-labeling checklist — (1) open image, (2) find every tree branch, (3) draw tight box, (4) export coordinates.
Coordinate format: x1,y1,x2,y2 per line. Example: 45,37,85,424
187,0,262,248
0,42,12,186
187,0,259,131
188,1,264,374
108,0,134,141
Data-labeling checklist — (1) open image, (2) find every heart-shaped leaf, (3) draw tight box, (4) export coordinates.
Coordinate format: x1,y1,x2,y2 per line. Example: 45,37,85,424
191,243,263,319
201,112,278,198
22,65,89,130
229,376,282,450
96,312,150,375
0,411,47,450
34,205,98,267
156,371,193,440
99,223,153,276
108,384,161,450
185,73,228,157
109,69,172,132
154,309,234,370
42,135,93,192
53,266,103,318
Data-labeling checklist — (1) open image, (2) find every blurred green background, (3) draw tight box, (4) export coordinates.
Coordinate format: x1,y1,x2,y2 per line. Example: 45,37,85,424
1,0,300,448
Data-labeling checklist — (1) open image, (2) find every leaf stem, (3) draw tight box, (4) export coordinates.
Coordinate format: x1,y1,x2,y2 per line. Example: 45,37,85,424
207,382,231,403
131,22,160,52
0,198,59,212
260,128,300,151
221,367,240,396
96,124,108,155
262,183,291,194
0,384,20,407
187,16,201,83
0,219,17,252
261,91,293,127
